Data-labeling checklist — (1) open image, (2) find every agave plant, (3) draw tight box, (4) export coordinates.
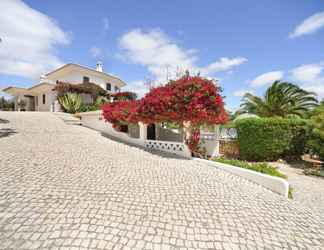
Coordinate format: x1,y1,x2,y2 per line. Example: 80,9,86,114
58,93,82,114
238,81,318,118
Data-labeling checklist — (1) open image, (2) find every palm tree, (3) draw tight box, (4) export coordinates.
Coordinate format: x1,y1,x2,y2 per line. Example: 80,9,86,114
238,81,318,118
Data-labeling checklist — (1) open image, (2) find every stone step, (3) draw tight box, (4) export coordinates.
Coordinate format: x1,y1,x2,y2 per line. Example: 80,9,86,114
53,112,82,125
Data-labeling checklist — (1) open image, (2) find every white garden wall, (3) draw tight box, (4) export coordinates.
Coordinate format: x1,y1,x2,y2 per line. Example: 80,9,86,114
80,111,144,146
78,111,192,158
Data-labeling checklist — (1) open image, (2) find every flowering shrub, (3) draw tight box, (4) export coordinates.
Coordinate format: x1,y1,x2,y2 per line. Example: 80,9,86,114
137,75,228,126
102,100,139,130
102,74,228,154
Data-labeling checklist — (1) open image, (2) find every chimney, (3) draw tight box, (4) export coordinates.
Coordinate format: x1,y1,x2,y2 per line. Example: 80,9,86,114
40,74,47,83
96,61,103,72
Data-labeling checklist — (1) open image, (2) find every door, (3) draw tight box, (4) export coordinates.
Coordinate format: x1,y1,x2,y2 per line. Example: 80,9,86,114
147,124,156,140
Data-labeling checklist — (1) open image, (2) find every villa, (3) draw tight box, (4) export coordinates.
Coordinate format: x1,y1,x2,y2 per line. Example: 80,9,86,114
2,62,126,112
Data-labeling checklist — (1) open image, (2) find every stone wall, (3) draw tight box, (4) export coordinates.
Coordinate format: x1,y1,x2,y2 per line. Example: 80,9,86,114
219,140,240,158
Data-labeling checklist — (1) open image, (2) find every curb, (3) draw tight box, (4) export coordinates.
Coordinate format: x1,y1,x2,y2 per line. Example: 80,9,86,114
194,158,289,197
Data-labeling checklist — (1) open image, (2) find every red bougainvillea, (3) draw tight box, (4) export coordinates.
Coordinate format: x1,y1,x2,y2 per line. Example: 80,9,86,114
136,75,228,126
102,100,139,130
102,74,228,154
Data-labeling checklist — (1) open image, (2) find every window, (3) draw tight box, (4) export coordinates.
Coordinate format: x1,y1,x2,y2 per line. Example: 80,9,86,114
42,94,46,104
114,86,120,92
83,76,90,83
106,83,111,91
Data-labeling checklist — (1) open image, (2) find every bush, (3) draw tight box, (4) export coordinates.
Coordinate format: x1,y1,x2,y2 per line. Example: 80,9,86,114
214,157,286,178
307,104,324,162
78,96,110,113
235,118,307,161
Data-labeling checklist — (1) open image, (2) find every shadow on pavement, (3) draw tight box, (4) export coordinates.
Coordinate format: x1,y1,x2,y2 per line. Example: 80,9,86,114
0,128,17,138
0,118,10,124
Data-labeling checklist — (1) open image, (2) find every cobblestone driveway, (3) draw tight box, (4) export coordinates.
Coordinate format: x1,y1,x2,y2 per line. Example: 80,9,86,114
0,112,324,249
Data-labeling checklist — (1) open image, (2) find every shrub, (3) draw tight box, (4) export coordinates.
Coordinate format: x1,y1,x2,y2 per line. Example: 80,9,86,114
78,96,110,113
235,117,307,161
307,104,324,162
214,157,286,179
58,93,82,114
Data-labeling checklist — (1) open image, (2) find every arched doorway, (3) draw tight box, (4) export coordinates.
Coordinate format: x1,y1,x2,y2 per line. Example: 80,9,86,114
147,124,156,140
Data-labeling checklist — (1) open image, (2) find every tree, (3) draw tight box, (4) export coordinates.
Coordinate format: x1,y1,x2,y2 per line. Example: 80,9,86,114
102,74,228,155
239,81,318,118
136,75,227,126
0,97,14,111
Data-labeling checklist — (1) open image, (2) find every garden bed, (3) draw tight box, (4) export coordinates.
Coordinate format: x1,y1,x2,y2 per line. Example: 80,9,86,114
213,158,286,179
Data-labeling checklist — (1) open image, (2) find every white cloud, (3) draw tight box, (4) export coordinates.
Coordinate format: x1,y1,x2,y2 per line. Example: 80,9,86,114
201,57,247,75
233,89,255,97
90,46,102,59
290,63,324,98
118,29,247,83
0,0,69,79
290,64,322,82
250,71,284,87
123,80,149,98
289,11,324,38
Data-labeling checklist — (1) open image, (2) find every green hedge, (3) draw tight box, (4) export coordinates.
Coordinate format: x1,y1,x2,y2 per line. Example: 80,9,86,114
235,118,307,161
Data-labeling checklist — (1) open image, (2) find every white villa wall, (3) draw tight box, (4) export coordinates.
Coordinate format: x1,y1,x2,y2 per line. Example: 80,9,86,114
80,111,145,146
54,70,120,93
36,69,121,111
35,91,57,112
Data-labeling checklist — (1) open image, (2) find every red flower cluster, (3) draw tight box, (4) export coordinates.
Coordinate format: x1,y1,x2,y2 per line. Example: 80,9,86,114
102,100,139,127
137,75,228,126
102,75,228,127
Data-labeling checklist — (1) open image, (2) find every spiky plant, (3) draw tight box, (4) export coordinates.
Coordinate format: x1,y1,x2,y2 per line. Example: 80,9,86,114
58,93,82,114
239,81,318,118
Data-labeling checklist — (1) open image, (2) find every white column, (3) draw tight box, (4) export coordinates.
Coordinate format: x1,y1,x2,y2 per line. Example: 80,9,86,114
139,122,147,141
214,125,221,157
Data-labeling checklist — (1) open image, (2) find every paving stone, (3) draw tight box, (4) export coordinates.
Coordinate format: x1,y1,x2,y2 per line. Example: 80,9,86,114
0,112,323,249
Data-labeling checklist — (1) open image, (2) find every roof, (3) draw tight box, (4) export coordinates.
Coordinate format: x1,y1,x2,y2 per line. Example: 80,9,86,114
45,63,126,87
1,87,31,96
2,83,54,96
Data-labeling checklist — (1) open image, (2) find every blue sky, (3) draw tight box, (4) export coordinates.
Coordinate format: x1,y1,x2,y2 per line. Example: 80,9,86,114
1,0,324,110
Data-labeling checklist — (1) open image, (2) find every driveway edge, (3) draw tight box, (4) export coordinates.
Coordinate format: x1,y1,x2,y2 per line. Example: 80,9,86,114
194,158,289,197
